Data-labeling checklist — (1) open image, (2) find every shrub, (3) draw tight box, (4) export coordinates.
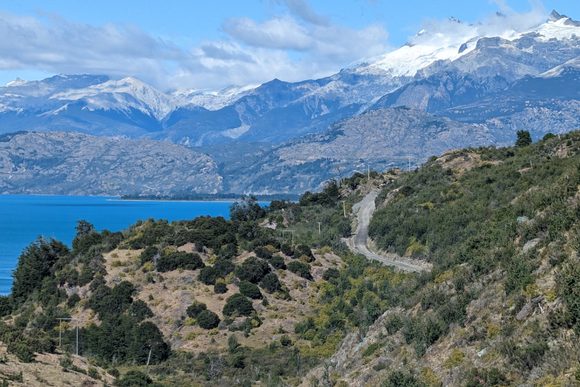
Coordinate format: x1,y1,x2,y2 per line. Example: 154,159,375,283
116,370,154,386
239,281,262,299
515,130,532,147
235,257,271,283
197,310,220,329
287,261,313,280
465,368,507,387
260,273,282,293
556,261,580,333
156,252,204,272
223,294,255,317
214,258,235,277
254,246,273,260
214,280,228,294
198,266,219,285
295,244,313,259
382,370,425,387
139,246,158,265
280,244,294,257
322,268,340,281
186,302,207,318
66,293,81,308
270,255,286,270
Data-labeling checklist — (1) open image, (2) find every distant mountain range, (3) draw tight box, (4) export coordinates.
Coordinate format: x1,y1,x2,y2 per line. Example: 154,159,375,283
0,11,578,195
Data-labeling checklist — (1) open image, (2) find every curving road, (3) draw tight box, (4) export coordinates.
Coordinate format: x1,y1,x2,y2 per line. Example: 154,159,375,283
347,190,428,273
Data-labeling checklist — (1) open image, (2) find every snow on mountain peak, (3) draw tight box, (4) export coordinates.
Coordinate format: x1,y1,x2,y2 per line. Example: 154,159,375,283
172,84,258,111
52,76,176,119
352,10,578,78
5,78,27,87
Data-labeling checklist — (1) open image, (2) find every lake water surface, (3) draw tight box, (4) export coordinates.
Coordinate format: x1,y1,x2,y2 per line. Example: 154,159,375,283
0,195,237,295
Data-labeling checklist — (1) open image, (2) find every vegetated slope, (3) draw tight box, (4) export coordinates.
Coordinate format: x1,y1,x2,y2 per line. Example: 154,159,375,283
224,107,494,194
0,131,222,196
301,132,580,386
0,133,578,386
0,195,358,385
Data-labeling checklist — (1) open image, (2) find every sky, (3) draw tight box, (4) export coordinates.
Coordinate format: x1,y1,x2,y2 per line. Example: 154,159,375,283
0,0,578,90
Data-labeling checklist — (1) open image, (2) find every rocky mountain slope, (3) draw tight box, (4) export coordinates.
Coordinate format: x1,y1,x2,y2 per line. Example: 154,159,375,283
0,11,578,195
0,131,222,196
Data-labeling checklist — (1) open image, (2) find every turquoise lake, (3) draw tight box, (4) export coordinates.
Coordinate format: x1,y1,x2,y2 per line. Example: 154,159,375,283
0,195,239,295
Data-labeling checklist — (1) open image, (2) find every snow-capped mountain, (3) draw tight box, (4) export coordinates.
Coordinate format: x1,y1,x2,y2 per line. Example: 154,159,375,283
172,84,258,111
0,11,579,194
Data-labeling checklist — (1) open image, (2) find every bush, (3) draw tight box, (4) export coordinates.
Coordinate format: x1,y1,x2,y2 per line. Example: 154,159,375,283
260,273,281,293
556,261,580,333
295,244,313,259
214,258,235,277
139,246,158,265
66,293,81,308
254,246,273,260
465,368,508,387
235,257,271,283
186,302,207,318
280,244,294,257
322,268,340,281
223,294,255,317
287,261,313,280
198,266,219,285
156,252,204,272
382,370,425,387
197,310,220,329
515,130,532,147
270,255,286,270
239,281,262,299
214,281,228,294
116,370,154,386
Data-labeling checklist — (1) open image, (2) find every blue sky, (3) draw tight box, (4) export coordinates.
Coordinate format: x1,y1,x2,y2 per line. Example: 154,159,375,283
0,0,578,90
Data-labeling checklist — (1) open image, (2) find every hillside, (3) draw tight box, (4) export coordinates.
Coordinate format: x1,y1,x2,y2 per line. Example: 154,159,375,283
0,131,222,196
0,13,578,195
0,132,578,386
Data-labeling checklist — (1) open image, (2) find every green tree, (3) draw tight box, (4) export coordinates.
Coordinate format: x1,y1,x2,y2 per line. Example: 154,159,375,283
197,310,220,329
515,130,532,147
239,281,262,299
223,294,254,317
12,238,69,305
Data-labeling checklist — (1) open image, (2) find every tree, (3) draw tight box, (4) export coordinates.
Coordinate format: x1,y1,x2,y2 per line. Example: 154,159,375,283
12,238,69,305
156,252,204,272
197,310,220,329
116,370,155,386
198,266,219,285
239,281,262,299
230,196,265,222
260,272,281,293
128,322,170,364
223,294,254,317
186,302,207,318
287,261,313,280
515,130,532,147
235,257,271,283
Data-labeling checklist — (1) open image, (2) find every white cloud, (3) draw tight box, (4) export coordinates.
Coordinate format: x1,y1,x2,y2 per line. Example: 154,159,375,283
0,0,555,91
0,1,390,90
411,1,547,47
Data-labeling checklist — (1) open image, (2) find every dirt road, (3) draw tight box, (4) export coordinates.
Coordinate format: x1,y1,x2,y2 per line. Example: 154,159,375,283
347,190,429,273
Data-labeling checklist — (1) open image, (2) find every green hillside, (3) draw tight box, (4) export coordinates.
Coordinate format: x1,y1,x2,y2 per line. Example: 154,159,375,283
0,131,578,386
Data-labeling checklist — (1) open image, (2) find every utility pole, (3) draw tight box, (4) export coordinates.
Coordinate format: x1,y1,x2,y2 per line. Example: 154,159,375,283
146,347,153,368
407,156,412,172
56,317,77,355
